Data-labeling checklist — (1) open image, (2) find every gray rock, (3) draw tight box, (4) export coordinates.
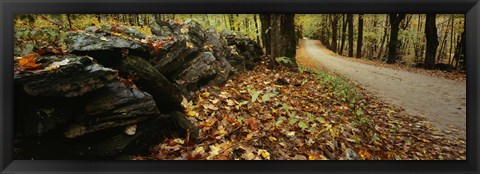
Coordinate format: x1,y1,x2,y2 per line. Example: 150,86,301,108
345,148,360,160
64,81,161,138
151,38,199,75
118,55,186,109
65,31,144,52
172,52,225,90
15,55,118,97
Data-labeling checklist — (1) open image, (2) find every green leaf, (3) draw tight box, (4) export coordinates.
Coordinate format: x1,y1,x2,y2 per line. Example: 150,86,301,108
29,30,37,36
238,101,249,106
298,121,309,131
261,92,277,102
288,118,298,125
275,117,286,127
47,30,58,37
288,111,296,118
251,90,261,103
316,117,326,124
275,56,293,65
247,87,262,103
306,112,314,121
238,116,246,124
282,103,290,112
25,44,35,53
355,109,364,116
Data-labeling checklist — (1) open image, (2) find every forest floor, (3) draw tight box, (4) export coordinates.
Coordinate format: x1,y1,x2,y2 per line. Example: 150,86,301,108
303,39,466,140
135,40,466,160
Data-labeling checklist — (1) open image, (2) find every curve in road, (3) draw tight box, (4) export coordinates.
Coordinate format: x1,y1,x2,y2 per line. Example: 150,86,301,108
303,39,466,139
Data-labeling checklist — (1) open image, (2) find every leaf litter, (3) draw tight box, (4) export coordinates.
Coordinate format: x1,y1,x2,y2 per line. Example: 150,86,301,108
133,61,465,160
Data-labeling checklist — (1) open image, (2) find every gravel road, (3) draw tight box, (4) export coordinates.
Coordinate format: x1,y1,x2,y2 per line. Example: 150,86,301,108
303,39,466,139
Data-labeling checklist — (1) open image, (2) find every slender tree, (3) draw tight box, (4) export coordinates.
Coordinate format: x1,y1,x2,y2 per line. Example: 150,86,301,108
448,14,455,65
356,14,364,58
330,14,340,52
253,14,261,47
340,14,347,55
66,14,72,29
260,14,271,56
386,14,406,64
424,14,439,69
453,22,466,70
347,14,354,57
377,15,389,60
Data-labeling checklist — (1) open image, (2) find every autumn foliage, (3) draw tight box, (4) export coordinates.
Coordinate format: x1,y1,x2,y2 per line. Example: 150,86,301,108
134,61,465,160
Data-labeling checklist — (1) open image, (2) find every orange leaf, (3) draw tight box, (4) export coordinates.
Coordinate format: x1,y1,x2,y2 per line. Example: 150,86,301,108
174,19,181,24
153,42,164,57
18,54,41,69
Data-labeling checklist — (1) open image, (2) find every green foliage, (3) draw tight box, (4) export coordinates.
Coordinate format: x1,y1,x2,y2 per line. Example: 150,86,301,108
247,87,262,103
314,70,359,104
14,27,65,56
238,101,249,106
281,103,290,112
297,120,309,131
275,56,294,65
261,90,278,102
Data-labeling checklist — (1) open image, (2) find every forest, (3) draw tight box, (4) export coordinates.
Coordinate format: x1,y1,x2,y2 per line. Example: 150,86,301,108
14,14,466,160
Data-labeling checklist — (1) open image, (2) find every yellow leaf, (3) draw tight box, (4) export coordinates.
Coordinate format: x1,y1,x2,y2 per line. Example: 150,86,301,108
268,136,277,142
257,149,270,160
207,144,221,159
180,96,189,109
420,138,431,143
45,65,58,71
209,99,220,104
173,138,185,144
204,104,218,111
111,32,122,37
192,146,205,156
244,132,254,140
226,99,235,106
187,110,197,117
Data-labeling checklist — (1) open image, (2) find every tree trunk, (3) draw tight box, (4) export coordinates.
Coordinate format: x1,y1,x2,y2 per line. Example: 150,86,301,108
96,14,101,23
340,14,347,55
437,25,448,63
424,14,439,69
387,14,406,64
224,15,229,29
414,14,422,63
330,15,339,53
260,14,271,56
67,14,73,29
253,14,261,47
453,27,466,70
356,14,364,58
236,14,241,32
269,14,297,70
347,14,354,57
448,14,455,65
229,14,235,31
377,15,388,60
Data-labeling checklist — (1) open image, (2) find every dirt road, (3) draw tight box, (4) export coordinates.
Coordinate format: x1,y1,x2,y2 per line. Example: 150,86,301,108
303,39,466,139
